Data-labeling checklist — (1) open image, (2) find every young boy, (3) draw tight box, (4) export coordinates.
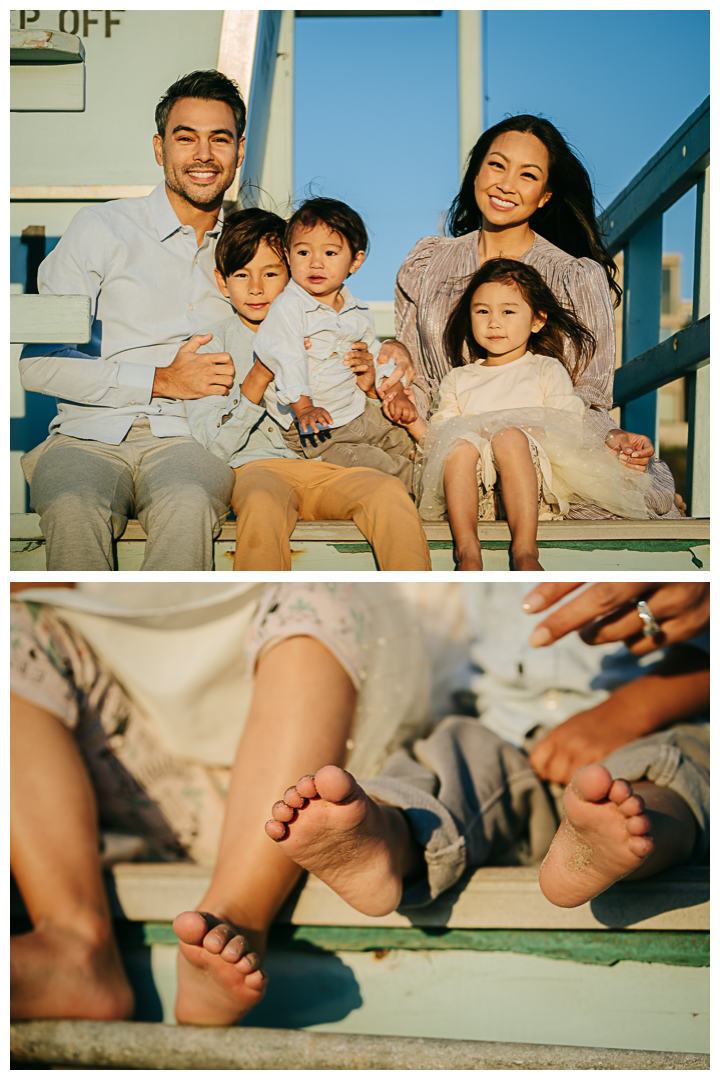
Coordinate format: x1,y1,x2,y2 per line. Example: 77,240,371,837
265,582,709,914
184,209,432,571
251,197,417,493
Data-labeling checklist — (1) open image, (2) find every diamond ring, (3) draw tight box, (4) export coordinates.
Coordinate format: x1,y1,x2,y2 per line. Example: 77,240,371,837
636,599,661,637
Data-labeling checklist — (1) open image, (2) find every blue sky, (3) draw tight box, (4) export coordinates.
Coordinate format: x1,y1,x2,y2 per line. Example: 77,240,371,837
293,10,709,301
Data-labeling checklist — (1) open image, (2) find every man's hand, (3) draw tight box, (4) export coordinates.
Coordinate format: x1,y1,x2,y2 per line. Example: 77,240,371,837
375,340,416,398
240,358,274,405
605,428,654,472
152,334,235,399
523,582,710,655
528,701,644,786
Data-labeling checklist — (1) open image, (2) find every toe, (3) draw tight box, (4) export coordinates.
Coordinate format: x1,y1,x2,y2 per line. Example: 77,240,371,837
313,765,357,804
626,812,652,836
265,819,288,841
295,775,318,799
219,935,249,963
172,910,212,946
571,763,613,804
246,969,268,992
608,778,633,805
618,794,645,818
628,834,653,858
237,951,260,972
283,787,307,810
272,800,296,822
203,923,237,954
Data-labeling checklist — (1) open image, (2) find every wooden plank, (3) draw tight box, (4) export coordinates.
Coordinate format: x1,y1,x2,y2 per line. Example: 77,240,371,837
619,216,662,443
10,294,92,344
11,185,155,201
686,167,710,518
11,62,85,112
9,512,711,544
240,11,282,191
600,97,709,254
10,28,85,63
613,316,709,405
104,862,708,932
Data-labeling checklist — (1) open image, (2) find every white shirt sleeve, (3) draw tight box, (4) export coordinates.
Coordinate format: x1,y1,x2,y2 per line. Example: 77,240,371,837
252,294,310,406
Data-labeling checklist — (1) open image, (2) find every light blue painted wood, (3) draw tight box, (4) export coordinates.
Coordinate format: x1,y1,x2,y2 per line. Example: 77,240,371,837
620,217,662,443
686,167,710,517
10,294,92,343
241,12,283,193
613,316,708,405
601,97,709,254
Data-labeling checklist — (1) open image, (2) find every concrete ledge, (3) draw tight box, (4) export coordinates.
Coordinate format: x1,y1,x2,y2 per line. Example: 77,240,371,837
9,1020,711,1070
101,863,709,932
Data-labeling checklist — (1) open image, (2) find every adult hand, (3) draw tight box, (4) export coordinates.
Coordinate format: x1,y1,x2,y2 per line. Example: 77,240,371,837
152,334,235,399
375,340,416,398
528,703,641,786
523,582,710,655
605,428,654,472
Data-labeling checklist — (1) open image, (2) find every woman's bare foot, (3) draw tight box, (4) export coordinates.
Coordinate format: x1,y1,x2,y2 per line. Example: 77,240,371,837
539,763,653,908
173,911,268,1026
455,544,483,572
11,917,134,1020
511,548,544,571
265,766,421,917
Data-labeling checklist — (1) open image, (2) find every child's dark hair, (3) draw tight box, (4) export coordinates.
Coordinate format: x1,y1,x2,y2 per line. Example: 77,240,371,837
286,197,368,260
443,258,596,384
215,208,288,278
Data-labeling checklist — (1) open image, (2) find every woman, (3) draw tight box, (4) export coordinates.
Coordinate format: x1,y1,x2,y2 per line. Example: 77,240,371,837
10,582,430,1027
384,115,678,519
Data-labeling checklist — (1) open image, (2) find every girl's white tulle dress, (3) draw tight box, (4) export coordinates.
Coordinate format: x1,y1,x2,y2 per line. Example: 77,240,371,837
416,352,649,521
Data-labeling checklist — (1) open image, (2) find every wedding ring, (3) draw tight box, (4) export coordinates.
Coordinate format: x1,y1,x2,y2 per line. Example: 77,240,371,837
636,599,661,637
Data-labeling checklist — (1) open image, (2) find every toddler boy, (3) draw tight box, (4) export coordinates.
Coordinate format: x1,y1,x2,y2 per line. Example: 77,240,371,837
252,197,417,492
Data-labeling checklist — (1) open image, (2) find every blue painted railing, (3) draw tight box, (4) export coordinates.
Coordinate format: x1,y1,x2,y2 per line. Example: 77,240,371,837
600,97,710,516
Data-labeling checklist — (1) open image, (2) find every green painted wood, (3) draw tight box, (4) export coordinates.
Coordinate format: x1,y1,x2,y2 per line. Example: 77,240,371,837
600,97,709,255
125,921,709,969
11,63,85,112
11,294,92,343
613,316,709,405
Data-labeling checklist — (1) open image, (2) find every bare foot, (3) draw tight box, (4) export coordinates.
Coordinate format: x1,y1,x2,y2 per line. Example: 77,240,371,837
539,763,653,908
265,765,420,917
11,918,133,1020
173,911,268,1026
511,549,544,571
455,544,483,572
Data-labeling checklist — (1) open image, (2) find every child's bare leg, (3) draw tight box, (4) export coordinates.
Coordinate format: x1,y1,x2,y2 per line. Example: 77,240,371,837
444,441,483,571
491,428,543,571
539,763,697,908
266,766,424,917
173,638,356,1026
10,695,133,1021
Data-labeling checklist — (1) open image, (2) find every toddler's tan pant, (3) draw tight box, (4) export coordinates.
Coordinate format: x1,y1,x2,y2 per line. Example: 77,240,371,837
231,459,432,571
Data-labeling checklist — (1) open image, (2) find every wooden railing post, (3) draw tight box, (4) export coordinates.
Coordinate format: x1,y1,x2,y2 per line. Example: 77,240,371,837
620,217,663,445
686,167,710,516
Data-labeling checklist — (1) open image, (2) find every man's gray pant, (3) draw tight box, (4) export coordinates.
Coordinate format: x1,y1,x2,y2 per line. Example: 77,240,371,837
23,417,235,571
363,715,710,908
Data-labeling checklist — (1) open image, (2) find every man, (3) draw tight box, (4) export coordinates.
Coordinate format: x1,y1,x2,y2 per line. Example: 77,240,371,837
19,69,423,572
20,70,243,570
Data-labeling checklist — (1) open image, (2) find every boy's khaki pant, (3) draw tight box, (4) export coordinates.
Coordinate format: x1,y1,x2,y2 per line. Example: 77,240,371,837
231,459,432,571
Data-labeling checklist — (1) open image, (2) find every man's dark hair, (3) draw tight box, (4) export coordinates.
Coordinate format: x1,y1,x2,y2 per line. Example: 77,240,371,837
286,197,368,260
155,70,246,140
215,208,288,278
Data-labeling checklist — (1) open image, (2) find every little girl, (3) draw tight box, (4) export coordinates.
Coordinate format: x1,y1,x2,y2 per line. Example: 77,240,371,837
392,259,648,571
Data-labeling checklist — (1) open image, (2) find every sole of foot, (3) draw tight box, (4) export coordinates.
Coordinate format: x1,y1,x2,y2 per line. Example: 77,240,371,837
173,911,268,1026
10,921,134,1021
265,765,405,918
539,763,653,908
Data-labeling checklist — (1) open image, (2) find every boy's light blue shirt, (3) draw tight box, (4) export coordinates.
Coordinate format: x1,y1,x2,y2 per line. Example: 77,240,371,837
253,278,387,430
19,183,231,444
185,315,298,468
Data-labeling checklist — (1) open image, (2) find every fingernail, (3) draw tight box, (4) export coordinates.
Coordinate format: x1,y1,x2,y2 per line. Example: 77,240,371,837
521,594,543,613
528,626,552,647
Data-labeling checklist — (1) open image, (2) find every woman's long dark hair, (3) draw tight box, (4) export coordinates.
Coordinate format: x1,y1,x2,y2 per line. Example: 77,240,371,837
444,258,596,385
446,115,622,308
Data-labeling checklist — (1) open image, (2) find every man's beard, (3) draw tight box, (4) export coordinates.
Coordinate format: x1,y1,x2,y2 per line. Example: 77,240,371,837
164,164,234,207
